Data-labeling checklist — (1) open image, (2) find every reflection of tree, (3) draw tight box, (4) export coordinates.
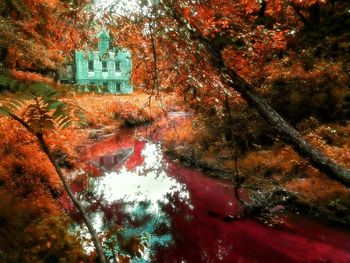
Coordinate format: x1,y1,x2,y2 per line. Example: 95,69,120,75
100,200,173,262
76,178,175,261
152,192,201,262
72,141,189,261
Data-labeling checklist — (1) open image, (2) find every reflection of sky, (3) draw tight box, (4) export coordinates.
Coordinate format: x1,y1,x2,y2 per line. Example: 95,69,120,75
92,142,189,209
74,141,190,261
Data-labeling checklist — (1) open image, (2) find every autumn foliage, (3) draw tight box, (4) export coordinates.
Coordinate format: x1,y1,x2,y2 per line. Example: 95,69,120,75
0,0,92,73
0,0,350,261
132,0,350,222
0,115,88,262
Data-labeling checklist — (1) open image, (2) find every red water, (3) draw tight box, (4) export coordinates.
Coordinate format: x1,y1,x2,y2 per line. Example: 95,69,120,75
157,163,350,263
68,128,350,263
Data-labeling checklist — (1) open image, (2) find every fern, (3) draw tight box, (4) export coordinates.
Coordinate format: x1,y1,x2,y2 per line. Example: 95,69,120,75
0,76,106,262
0,79,87,134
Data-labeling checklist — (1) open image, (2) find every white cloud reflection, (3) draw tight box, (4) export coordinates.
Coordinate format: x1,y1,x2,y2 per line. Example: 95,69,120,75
92,142,189,209
73,141,190,259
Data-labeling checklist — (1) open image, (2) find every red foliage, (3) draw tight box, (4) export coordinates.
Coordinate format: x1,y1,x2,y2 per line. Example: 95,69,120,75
1,0,91,71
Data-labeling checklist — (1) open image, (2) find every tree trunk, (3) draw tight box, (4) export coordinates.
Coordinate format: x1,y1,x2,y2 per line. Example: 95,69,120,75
309,3,320,25
36,133,107,263
162,1,350,187
6,104,107,262
258,0,267,18
222,68,350,187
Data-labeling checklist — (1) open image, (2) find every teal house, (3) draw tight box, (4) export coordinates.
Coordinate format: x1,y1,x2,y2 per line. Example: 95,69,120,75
62,31,133,94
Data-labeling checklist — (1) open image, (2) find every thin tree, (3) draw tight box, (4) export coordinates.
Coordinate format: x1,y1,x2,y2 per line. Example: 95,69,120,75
0,82,107,263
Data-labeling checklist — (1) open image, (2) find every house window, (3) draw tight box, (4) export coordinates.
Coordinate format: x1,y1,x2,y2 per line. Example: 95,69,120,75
102,61,108,72
88,60,94,72
115,61,121,72
116,82,121,93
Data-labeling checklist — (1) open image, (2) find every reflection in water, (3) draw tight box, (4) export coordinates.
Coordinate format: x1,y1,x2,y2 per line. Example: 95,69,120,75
89,147,134,172
73,141,190,261
92,143,189,206
69,132,350,263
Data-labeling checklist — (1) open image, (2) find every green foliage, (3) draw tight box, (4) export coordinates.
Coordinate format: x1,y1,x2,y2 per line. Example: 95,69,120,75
97,223,148,262
0,77,87,134
0,75,19,92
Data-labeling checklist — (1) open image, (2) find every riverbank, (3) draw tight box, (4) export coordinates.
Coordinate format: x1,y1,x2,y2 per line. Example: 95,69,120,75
160,114,350,225
72,92,350,225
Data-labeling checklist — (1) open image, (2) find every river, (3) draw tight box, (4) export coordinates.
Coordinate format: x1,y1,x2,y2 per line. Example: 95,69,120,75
64,125,350,263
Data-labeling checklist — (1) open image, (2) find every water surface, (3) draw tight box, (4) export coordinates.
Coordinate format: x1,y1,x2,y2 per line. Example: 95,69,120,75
67,129,350,262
